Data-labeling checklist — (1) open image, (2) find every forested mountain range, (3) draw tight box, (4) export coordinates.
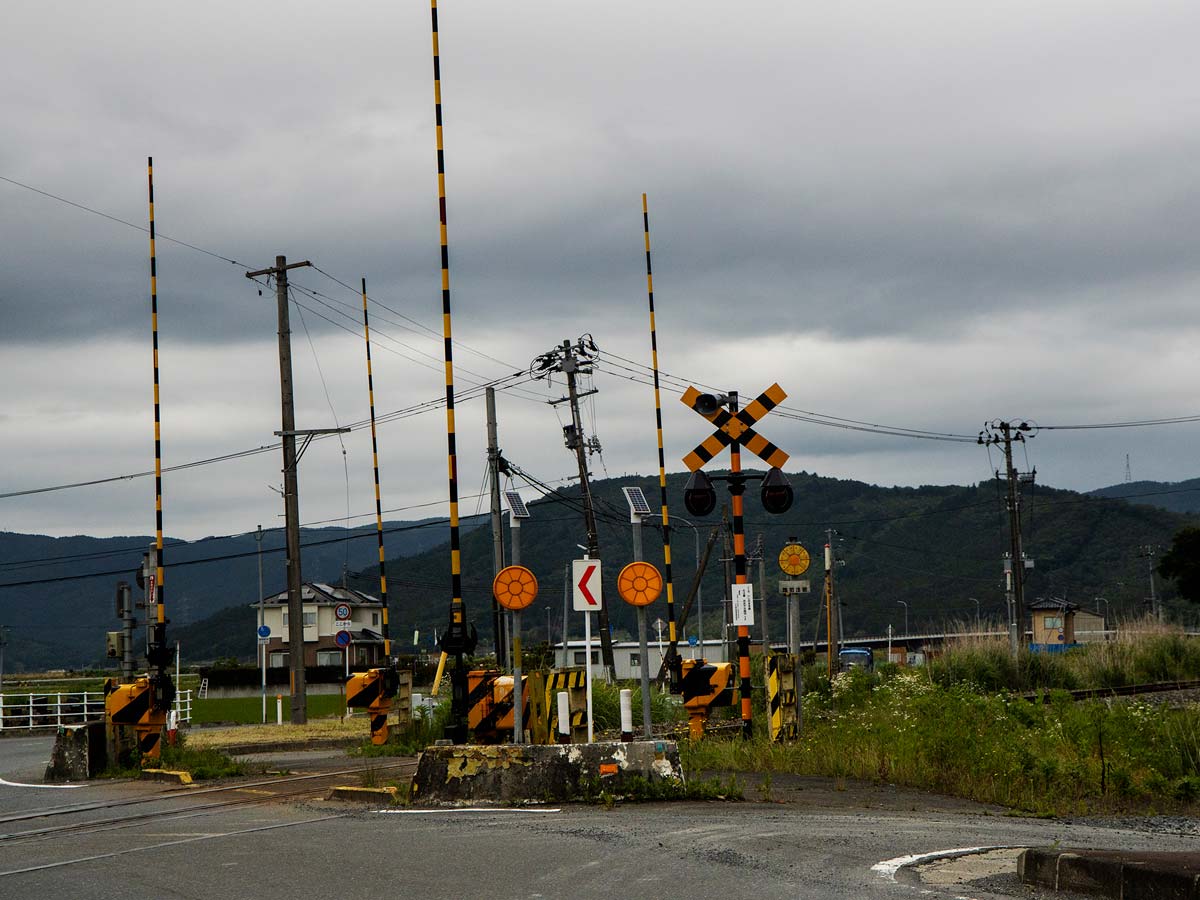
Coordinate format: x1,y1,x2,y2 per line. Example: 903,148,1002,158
198,471,1200,665
5,470,1196,670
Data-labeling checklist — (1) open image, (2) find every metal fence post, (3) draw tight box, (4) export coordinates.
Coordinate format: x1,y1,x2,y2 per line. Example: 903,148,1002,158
56,693,62,728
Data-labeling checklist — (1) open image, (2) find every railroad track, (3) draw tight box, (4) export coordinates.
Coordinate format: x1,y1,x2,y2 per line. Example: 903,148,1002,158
0,760,417,846
1022,679,1200,702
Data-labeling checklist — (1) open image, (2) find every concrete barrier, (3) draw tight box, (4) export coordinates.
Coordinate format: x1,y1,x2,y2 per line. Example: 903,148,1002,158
412,740,683,805
1020,848,1200,899
44,722,107,781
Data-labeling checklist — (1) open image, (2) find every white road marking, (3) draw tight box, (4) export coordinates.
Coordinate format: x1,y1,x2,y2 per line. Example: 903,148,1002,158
376,807,562,815
871,846,1013,882
0,777,84,789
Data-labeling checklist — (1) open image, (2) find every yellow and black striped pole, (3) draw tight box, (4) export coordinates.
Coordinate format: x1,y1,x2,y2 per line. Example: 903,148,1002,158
642,194,678,662
430,0,475,744
360,278,390,658
729,393,754,739
148,157,166,639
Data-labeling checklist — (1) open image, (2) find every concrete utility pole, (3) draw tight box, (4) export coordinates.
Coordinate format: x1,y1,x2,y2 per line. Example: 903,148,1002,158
978,420,1034,659
532,337,615,678
118,581,135,683
824,532,839,678
0,625,9,693
748,534,768,653
631,508,652,737
1140,545,1162,621
485,387,507,666
245,256,347,725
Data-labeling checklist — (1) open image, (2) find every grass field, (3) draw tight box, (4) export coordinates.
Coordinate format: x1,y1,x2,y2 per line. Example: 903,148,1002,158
191,693,347,725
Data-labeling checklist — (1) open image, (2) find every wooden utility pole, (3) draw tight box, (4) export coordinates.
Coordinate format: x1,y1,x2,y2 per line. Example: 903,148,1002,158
245,256,346,725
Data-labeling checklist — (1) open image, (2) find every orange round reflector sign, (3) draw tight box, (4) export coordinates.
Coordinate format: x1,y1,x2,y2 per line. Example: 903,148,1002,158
617,561,663,607
778,543,810,576
492,565,538,611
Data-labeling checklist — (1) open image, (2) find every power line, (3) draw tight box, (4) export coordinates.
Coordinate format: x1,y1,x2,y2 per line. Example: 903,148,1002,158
0,174,246,268
0,513,494,590
0,371,539,502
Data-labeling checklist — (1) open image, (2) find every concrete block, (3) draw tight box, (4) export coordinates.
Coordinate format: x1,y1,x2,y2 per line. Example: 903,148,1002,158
140,769,193,785
1122,864,1197,900
327,786,400,802
412,740,683,805
1056,852,1122,898
44,722,106,782
1018,848,1061,888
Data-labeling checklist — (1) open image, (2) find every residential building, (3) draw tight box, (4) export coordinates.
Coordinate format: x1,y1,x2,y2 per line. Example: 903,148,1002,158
253,583,386,669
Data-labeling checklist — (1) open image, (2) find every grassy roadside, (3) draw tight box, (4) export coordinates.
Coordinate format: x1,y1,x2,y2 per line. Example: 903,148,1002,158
682,666,1200,817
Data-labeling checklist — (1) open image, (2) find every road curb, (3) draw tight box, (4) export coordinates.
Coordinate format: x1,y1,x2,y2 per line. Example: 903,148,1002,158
1019,848,1200,898
327,785,399,803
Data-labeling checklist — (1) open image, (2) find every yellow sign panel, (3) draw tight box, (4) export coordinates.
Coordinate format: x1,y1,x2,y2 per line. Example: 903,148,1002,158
778,543,810,576
492,565,538,611
617,561,663,607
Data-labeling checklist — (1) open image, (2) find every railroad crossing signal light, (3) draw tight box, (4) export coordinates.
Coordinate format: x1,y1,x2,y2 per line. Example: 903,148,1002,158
683,470,716,517
106,631,124,659
693,392,728,416
760,467,793,514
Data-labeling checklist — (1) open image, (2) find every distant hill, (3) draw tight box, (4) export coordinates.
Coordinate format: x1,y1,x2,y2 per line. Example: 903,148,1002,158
326,471,1196,658
0,517,483,671
14,471,1200,670
1089,478,1200,516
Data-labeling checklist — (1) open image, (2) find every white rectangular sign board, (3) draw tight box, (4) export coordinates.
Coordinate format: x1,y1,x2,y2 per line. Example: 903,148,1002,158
731,583,755,626
334,619,351,630
572,559,603,612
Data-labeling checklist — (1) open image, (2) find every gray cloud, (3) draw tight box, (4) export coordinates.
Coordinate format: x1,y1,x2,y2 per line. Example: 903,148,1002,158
5,0,1200,538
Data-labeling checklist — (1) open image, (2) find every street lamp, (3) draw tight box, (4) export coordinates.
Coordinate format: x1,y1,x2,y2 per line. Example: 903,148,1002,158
897,601,908,636
672,516,704,653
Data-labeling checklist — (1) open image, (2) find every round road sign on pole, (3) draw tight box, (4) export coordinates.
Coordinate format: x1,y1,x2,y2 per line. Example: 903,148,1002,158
335,629,352,648
617,562,663,607
257,624,270,639
492,565,538,611
778,543,810,577
334,603,352,621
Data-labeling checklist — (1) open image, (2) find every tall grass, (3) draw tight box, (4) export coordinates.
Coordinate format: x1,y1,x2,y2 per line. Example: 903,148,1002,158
929,618,1200,692
682,667,1200,815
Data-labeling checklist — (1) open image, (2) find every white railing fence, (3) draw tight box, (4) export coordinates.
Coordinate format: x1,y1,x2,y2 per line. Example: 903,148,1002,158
0,689,193,731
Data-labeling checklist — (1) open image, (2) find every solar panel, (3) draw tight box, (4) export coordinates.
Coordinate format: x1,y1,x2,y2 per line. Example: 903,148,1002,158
504,490,531,519
621,486,653,516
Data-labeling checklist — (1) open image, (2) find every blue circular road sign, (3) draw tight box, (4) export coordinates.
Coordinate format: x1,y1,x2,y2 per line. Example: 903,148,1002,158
257,625,270,638
335,629,352,648
687,635,699,647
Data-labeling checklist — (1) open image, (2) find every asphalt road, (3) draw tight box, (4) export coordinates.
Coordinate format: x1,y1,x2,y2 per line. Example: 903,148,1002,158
0,739,1195,899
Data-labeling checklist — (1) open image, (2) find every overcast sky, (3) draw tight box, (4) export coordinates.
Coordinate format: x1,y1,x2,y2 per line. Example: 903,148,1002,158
4,0,1200,542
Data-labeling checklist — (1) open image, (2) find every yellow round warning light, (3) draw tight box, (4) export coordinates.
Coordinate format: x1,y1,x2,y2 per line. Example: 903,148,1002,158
492,565,538,611
618,561,663,607
778,543,810,576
